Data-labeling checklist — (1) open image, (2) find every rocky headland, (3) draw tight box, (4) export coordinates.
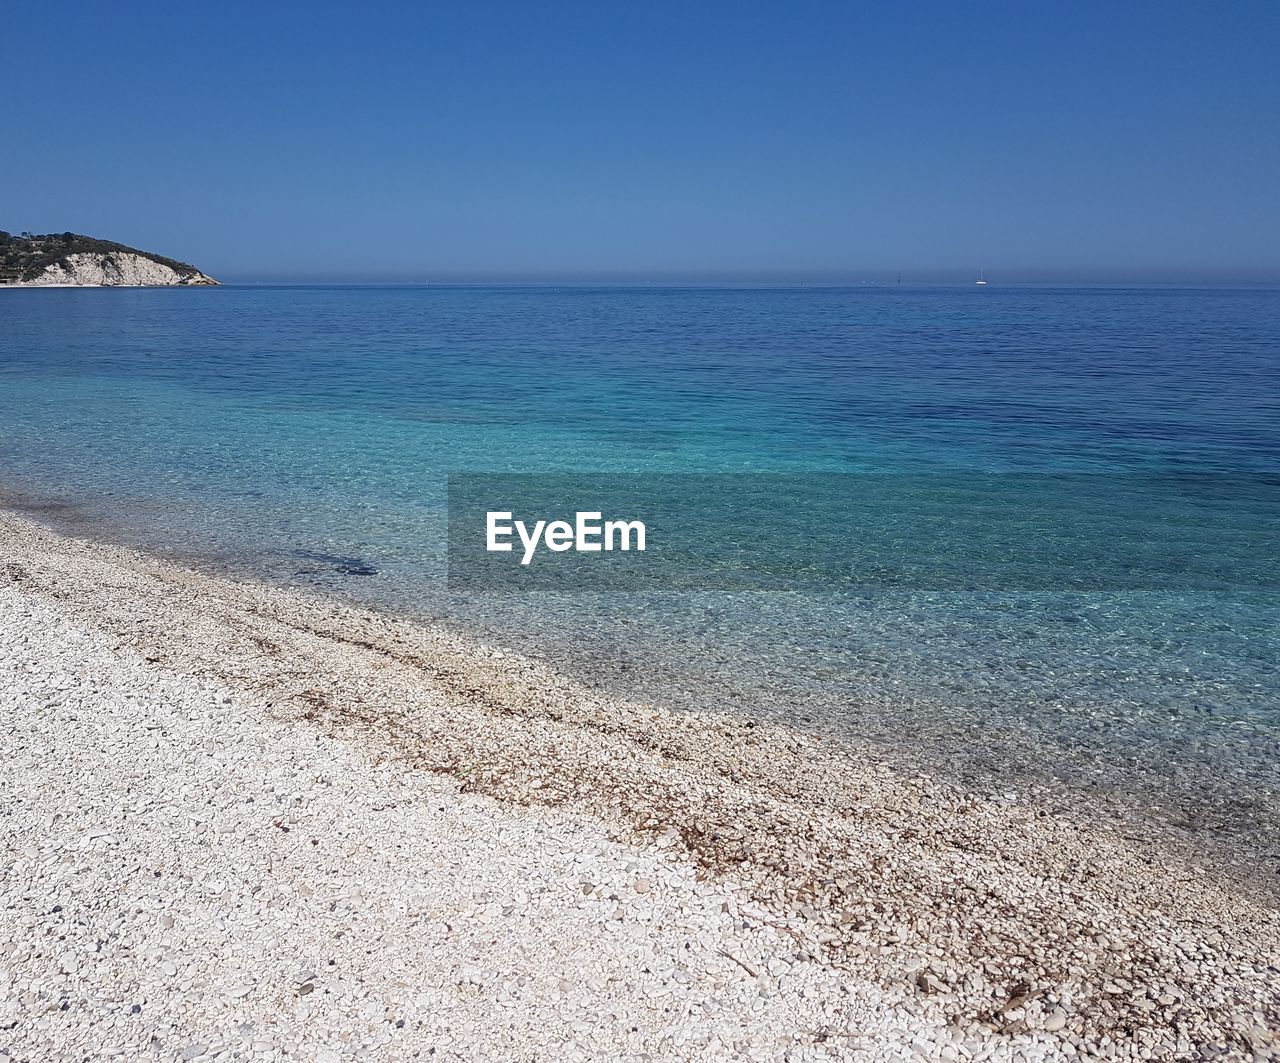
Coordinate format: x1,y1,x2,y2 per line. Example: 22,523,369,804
0,231,217,287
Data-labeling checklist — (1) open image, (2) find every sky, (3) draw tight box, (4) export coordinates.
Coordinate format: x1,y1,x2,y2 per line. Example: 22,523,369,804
4,1,1279,283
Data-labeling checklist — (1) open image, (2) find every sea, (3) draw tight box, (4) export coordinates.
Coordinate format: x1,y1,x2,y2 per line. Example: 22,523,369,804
1,285,1276,862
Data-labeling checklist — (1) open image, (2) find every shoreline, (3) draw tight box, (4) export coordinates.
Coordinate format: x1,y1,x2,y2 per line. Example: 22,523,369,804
3,481,1275,896
2,510,1278,1059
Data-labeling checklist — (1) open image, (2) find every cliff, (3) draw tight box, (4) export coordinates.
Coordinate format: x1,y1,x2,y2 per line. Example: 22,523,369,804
0,231,218,287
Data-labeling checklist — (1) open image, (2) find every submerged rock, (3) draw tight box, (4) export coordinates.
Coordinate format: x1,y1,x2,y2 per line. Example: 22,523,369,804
291,548,378,577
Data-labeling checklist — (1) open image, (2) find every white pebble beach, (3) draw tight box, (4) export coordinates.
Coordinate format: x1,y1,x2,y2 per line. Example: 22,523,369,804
2,511,1277,1062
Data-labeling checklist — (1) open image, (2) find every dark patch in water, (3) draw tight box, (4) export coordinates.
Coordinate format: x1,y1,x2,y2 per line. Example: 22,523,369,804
0,490,83,519
291,548,378,577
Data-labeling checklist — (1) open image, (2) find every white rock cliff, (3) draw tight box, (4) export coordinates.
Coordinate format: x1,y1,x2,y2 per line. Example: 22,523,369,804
13,252,217,287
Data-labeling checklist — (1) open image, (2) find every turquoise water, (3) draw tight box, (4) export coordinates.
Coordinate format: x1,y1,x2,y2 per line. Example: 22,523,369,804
1,286,1277,850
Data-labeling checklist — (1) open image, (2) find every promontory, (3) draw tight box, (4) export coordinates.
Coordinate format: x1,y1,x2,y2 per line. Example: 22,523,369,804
0,231,218,286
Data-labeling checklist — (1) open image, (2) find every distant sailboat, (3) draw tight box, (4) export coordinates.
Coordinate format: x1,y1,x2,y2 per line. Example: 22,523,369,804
975,268,988,286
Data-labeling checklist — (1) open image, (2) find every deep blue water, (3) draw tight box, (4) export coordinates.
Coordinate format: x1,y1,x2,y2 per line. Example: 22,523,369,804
1,286,1277,848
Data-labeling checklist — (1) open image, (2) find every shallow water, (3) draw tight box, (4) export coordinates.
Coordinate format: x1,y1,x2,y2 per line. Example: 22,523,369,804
1,285,1277,850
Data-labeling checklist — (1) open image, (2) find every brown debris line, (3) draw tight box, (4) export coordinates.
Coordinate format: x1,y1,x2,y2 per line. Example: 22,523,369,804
2,511,1277,1056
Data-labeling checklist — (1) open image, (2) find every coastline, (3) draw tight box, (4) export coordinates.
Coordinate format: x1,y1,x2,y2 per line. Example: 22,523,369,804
2,510,1277,1060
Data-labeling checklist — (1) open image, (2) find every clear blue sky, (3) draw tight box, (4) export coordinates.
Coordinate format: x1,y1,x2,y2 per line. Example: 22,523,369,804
5,1,1278,282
